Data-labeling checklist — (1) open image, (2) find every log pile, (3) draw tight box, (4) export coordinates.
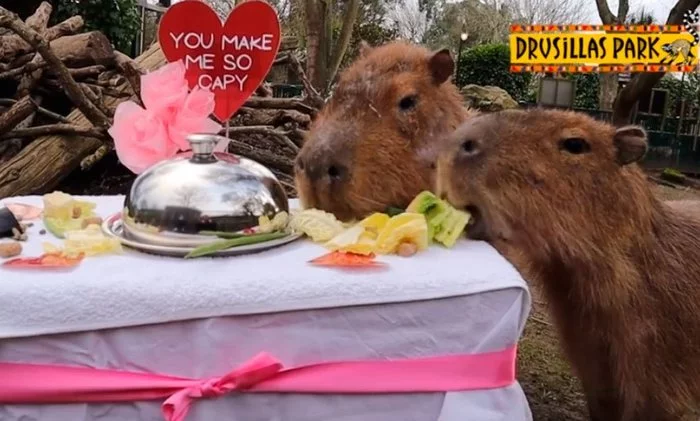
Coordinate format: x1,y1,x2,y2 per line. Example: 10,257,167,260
0,3,323,198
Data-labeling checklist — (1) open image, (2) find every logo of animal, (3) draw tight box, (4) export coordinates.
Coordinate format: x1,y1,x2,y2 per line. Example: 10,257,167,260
661,10,700,64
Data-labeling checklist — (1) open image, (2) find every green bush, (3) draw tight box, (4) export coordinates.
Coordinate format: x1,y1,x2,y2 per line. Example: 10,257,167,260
568,73,599,110
53,0,141,54
455,43,532,102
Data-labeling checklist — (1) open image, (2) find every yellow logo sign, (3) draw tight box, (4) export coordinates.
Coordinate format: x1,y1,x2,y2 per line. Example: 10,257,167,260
509,17,699,73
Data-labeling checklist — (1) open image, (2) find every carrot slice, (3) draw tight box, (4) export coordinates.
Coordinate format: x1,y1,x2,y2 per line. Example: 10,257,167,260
309,251,386,268
2,252,84,269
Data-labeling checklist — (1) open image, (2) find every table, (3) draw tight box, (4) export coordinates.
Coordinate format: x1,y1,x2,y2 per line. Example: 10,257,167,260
0,195,533,421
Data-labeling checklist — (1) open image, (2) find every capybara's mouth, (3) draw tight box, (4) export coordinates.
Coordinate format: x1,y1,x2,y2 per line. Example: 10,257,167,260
464,205,490,241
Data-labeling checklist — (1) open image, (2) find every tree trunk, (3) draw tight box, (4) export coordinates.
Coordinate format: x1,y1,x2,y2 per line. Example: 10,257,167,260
612,0,700,126
327,0,360,91
0,43,165,198
598,73,618,111
304,0,323,92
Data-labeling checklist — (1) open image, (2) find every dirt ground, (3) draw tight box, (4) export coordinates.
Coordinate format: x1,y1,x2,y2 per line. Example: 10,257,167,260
55,156,700,420
517,184,700,421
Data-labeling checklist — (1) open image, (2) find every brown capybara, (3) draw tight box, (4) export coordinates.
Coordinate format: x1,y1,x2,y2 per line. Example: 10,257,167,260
294,40,476,221
437,108,700,421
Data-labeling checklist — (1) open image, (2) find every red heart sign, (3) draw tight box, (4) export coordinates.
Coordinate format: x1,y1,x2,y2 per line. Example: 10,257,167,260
158,0,281,122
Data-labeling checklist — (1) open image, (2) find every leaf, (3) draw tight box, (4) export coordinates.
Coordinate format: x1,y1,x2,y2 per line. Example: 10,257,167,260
308,251,386,268
2,253,84,270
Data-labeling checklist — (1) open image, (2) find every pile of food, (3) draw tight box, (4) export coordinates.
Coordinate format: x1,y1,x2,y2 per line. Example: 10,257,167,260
282,190,471,266
0,189,471,269
0,191,122,269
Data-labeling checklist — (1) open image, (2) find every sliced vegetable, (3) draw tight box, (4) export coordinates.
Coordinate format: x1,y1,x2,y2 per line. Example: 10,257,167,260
404,190,470,248
324,225,375,255
185,231,289,258
309,251,386,268
375,213,429,255
2,252,84,269
43,216,84,239
288,209,345,242
258,211,289,233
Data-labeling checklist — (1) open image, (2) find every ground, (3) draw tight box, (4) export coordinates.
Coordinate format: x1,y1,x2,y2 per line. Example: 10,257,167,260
55,157,700,420
517,184,700,421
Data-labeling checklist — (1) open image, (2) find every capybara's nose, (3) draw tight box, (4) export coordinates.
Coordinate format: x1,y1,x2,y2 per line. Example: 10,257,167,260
304,160,348,182
460,139,482,158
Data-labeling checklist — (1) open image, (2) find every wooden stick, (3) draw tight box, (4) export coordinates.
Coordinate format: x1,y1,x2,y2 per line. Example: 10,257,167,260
0,60,45,79
0,96,36,134
24,1,51,32
47,65,106,80
80,83,113,117
0,15,83,62
218,125,299,151
0,123,105,140
226,138,295,172
0,7,111,129
286,52,325,109
80,143,112,171
0,98,69,123
114,51,143,105
243,96,316,114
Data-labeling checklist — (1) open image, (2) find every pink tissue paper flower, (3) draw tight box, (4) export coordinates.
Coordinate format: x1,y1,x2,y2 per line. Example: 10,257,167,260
108,102,178,174
140,60,189,118
109,59,225,174
169,86,222,151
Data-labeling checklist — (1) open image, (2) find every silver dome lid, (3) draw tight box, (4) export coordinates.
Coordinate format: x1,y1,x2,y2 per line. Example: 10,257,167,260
122,133,289,248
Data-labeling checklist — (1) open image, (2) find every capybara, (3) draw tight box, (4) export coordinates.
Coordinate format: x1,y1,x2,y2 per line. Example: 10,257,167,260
294,40,476,221
437,108,700,421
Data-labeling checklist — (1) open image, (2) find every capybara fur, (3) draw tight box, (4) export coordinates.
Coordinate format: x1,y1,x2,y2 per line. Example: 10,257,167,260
295,40,475,221
437,108,700,421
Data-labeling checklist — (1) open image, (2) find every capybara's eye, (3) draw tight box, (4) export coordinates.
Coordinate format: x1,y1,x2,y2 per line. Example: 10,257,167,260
560,137,591,155
398,95,417,111
462,140,477,153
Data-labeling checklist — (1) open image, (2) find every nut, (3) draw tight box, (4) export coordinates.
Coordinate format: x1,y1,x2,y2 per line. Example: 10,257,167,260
396,242,418,257
72,206,82,219
0,242,22,258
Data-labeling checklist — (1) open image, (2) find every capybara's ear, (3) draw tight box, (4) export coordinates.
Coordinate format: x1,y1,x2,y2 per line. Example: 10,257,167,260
614,125,648,165
358,40,372,58
428,48,454,84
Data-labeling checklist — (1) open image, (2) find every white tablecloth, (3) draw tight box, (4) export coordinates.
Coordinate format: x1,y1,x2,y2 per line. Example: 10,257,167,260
0,195,533,421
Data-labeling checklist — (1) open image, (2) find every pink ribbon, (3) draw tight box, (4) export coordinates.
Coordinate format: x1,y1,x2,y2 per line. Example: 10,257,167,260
162,353,283,421
0,345,517,421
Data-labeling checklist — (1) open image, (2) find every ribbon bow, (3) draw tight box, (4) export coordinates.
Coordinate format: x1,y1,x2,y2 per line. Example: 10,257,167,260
161,353,283,421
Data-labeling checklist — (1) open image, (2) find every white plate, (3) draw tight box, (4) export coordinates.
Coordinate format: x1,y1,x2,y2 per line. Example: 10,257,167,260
101,213,303,258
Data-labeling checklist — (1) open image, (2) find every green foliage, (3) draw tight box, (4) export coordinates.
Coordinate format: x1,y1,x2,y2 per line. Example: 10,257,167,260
568,73,599,109
657,74,700,112
53,0,141,54
456,43,531,102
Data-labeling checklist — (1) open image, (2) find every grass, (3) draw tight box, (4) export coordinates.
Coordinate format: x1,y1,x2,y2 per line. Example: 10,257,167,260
517,185,700,420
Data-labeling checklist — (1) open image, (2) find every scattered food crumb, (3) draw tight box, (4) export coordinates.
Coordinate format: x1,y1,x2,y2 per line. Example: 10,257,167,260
0,242,22,258
39,229,46,235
